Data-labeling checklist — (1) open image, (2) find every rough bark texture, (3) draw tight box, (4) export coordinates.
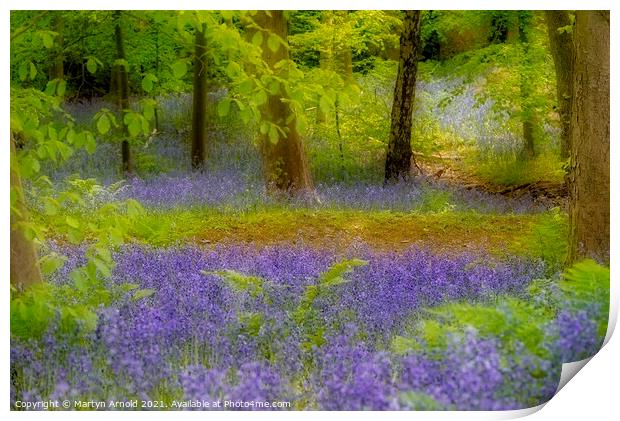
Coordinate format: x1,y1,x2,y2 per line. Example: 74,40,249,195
254,11,314,195
114,11,131,176
10,137,42,290
384,10,422,182
545,11,574,160
48,11,64,81
191,23,208,170
567,11,610,265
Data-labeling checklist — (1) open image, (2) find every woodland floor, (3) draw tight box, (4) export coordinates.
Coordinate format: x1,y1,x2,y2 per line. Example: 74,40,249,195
415,153,568,209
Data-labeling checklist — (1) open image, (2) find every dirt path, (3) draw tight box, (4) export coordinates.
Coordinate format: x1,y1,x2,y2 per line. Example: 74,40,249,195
415,153,567,208
188,210,549,257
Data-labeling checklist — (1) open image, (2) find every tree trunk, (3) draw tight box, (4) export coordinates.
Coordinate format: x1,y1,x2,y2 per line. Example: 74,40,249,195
48,11,64,81
10,137,42,290
518,12,536,159
316,11,334,124
567,11,610,265
114,11,131,176
545,11,574,160
384,10,422,182
191,23,208,170
254,11,314,195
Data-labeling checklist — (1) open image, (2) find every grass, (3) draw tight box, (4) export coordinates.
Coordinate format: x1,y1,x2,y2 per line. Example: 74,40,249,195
463,149,566,187
40,206,568,262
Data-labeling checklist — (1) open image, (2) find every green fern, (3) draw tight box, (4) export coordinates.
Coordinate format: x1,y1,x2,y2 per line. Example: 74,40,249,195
204,269,265,298
294,258,368,326
396,297,553,358
560,259,610,337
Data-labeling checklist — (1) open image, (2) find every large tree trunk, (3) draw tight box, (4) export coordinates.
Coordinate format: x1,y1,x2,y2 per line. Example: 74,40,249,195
545,11,574,160
10,137,42,290
518,12,536,159
384,10,422,182
114,11,131,176
48,11,64,81
567,11,610,265
191,23,208,170
254,11,314,195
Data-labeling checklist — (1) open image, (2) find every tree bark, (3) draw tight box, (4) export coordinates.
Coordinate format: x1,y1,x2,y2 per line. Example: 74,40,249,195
48,11,64,81
191,23,208,170
384,10,422,182
545,11,574,160
10,137,42,290
254,11,314,195
114,11,131,176
567,11,610,265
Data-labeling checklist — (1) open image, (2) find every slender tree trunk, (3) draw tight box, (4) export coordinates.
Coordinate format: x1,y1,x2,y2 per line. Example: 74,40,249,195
154,28,160,132
518,12,536,159
114,11,131,176
316,11,334,124
567,11,610,265
48,12,64,81
254,11,314,195
335,10,353,81
10,137,42,290
384,10,422,182
545,11,574,160
191,23,208,170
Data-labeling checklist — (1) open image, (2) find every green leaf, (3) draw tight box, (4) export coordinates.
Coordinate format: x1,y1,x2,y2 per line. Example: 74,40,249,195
237,78,254,95
268,124,279,144
141,74,158,92
126,199,144,218
92,257,112,278
205,270,264,297
70,269,89,291
259,121,269,135
65,215,79,229
86,57,97,74
317,258,368,287
217,98,231,117
225,61,241,79
18,62,28,81
267,33,280,52
43,197,59,215
41,32,53,49
171,60,187,79
133,289,156,301
56,80,66,96
29,62,37,80
142,102,154,121
251,31,263,47
142,77,153,92
128,119,141,137
254,89,268,106
96,113,111,135
239,107,252,125
84,132,96,154
268,80,280,95
40,253,66,275
44,80,58,96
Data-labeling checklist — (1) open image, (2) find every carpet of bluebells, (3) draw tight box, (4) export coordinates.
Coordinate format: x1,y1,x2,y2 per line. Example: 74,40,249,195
12,245,604,410
11,79,605,411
